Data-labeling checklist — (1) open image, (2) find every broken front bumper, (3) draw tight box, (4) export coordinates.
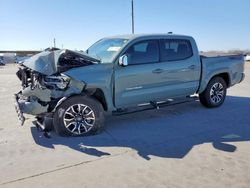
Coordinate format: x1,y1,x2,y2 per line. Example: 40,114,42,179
14,94,25,126
14,92,49,126
14,93,54,133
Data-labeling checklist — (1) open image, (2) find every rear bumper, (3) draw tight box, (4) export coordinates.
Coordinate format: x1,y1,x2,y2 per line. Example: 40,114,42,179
239,73,245,83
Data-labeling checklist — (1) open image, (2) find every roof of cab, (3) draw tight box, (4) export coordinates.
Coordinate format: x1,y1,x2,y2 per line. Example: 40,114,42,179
105,33,193,40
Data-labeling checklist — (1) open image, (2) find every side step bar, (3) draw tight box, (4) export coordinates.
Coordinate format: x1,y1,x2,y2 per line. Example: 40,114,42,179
112,96,199,116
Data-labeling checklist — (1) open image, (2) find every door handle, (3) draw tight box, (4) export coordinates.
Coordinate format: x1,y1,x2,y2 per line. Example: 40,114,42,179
188,65,196,70
152,68,164,74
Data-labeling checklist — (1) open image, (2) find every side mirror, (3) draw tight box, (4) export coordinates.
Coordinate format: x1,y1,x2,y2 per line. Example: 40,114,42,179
119,54,128,67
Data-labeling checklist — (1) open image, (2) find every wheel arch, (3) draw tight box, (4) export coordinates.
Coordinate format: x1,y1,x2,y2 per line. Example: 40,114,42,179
208,73,231,88
51,88,109,114
199,72,231,93
89,88,108,111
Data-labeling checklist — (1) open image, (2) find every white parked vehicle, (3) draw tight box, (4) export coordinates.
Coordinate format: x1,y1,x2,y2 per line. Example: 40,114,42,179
245,54,250,61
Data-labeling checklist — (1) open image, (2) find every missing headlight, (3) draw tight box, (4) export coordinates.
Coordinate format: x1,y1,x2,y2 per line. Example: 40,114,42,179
43,74,70,90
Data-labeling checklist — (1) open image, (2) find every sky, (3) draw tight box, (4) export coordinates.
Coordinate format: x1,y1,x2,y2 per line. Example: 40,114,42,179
0,0,249,51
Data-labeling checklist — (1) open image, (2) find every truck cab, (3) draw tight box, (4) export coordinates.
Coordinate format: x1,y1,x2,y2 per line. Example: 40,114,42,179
112,35,200,108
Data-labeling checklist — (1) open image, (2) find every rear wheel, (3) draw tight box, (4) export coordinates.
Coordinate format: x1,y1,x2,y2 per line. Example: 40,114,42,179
199,77,227,108
53,95,104,136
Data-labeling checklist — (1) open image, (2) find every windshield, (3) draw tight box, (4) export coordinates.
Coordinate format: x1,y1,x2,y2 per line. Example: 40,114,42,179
87,38,128,63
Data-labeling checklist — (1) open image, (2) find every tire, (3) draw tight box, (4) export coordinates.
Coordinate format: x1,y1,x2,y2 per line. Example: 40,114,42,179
199,77,227,108
53,95,104,137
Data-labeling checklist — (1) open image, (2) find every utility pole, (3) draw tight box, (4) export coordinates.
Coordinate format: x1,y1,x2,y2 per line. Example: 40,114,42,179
131,0,134,34
53,38,56,48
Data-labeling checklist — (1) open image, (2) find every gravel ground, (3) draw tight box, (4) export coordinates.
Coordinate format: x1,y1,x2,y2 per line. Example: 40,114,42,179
0,63,249,188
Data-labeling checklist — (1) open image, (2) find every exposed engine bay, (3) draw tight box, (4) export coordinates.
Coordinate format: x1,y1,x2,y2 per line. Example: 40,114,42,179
16,66,85,115
14,49,99,126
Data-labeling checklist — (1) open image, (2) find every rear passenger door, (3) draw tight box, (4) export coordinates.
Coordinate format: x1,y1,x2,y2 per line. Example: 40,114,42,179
156,39,200,98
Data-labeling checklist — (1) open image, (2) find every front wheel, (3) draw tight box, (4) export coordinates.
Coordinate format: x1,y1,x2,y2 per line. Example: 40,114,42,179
53,95,104,136
199,77,227,108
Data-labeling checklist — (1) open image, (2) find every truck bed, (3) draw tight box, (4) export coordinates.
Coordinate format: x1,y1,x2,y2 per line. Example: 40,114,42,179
198,54,245,93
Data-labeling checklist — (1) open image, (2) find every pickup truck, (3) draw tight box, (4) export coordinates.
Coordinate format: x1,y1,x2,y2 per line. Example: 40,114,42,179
14,34,245,137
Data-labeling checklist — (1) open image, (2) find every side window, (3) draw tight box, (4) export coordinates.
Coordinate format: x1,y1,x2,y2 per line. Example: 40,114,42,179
125,40,159,65
160,39,193,61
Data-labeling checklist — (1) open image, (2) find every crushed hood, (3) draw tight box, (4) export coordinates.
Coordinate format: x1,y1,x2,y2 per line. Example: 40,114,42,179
23,49,100,75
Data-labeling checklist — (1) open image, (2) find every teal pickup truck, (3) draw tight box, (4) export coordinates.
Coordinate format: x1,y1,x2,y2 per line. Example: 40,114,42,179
15,34,245,137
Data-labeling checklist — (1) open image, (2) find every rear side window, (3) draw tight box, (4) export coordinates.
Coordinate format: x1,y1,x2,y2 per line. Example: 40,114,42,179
160,39,193,61
125,40,159,65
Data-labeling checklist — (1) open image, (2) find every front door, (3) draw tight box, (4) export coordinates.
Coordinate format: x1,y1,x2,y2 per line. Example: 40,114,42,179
114,40,162,108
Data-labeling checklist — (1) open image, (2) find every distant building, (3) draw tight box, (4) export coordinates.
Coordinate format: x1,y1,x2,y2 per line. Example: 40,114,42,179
3,53,15,64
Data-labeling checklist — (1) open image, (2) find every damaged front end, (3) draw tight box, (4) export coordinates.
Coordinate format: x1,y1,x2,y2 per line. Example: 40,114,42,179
14,49,99,130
